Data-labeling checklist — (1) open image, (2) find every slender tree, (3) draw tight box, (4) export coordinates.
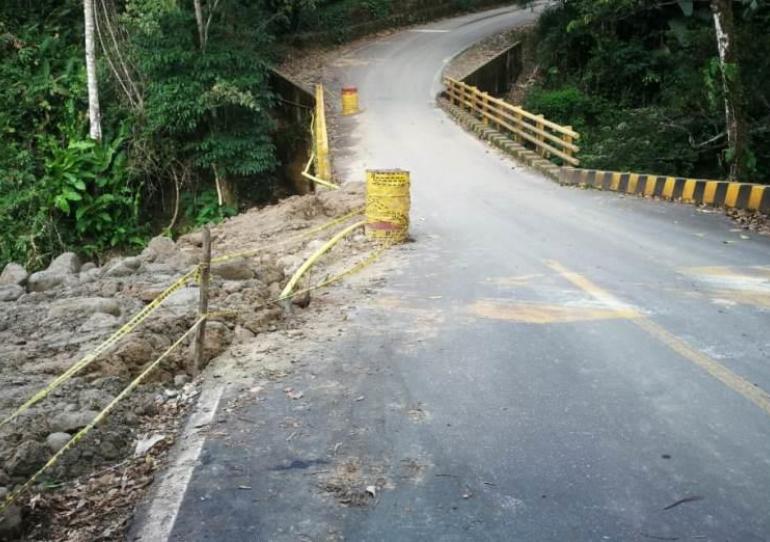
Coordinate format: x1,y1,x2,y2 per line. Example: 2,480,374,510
710,0,750,180
83,0,102,141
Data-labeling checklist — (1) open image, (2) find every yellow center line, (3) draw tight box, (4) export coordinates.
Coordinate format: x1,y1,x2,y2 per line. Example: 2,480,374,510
545,260,770,417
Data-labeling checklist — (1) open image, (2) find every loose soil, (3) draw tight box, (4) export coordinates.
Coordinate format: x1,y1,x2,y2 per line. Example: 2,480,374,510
0,184,382,540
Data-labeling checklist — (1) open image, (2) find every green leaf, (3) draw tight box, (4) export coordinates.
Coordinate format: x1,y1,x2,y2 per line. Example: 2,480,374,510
54,196,70,214
63,189,82,201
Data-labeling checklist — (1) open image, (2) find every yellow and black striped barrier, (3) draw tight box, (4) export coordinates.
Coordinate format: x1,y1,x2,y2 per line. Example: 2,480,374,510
560,168,769,213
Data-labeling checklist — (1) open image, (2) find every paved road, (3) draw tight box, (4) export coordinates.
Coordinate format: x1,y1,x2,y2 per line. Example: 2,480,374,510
149,5,770,541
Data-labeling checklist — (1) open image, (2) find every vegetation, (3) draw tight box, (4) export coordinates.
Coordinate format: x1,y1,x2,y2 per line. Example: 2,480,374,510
0,0,499,271
519,0,770,182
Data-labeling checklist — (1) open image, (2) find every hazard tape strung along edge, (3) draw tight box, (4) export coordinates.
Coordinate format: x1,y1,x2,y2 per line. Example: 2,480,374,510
1,240,393,513
0,206,384,514
211,206,364,264
0,317,206,515
0,207,364,429
279,220,366,299
0,268,198,430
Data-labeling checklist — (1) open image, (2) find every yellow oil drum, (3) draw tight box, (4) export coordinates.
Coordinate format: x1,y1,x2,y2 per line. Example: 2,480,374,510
365,170,410,243
341,86,359,116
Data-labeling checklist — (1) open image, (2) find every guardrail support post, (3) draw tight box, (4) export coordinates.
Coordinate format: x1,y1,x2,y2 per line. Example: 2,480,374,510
481,92,489,127
563,127,574,162
192,226,211,377
514,108,523,143
536,115,546,157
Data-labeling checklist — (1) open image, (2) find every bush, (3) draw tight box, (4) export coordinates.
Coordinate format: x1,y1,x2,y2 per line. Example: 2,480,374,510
524,86,605,134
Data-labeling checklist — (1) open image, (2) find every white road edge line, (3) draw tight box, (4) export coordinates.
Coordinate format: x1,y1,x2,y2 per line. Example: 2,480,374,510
410,29,450,33
132,383,227,542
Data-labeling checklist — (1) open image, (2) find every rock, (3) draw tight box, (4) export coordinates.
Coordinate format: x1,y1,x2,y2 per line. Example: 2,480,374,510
46,432,72,453
98,431,127,460
0,285,24,302
203,321,232,360
78,267,102,283
168,251,199,271
0,470,9,486
0,263,28,286
234,325,255,343
123,257,141,270
48,252,81,274
49,297,121,319
80,262,97,273
277,254,303,275
178,231,203,248
113,338,154,371
141,236,177,262
163,288,199,314
48,410,99,433
143,263,176,275
78,313,120,333
259,266,284,286
78,388,114,410
242,308,281,334
105,259,137,277
6,440,49,477
0,502,21,540
222,281,245,294
163,389,178,399
28,270,65,292
173,374,190,387
100,281,120,297
212,258,255,281
134,434,166,457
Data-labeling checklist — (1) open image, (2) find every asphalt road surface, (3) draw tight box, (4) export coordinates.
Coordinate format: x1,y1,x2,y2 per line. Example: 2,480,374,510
143,4,770,541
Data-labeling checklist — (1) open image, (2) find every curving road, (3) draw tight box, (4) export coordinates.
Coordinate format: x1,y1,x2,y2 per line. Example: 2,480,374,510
145,4,770,541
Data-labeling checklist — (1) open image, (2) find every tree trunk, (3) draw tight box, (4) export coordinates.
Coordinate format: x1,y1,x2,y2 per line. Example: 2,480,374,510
711,0,750,180
213,164,237,207
83,0,102,141
194,0,206,51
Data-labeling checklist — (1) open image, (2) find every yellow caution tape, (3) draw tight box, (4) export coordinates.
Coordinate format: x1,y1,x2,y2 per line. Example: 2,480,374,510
211,206,364,264
0,240,393,514
0,267,198,430
287,240,392,299
280,220,366,299
302,151,340,190
0,316,206,515
0,207,364,430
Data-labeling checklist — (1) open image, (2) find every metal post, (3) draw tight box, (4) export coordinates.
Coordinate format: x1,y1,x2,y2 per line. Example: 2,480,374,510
192,226,211,376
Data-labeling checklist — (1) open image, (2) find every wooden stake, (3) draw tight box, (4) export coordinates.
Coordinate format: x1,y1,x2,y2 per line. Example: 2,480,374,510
192,226,211,376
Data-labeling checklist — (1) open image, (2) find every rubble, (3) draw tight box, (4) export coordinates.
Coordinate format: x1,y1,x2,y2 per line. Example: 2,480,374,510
0,189,370,540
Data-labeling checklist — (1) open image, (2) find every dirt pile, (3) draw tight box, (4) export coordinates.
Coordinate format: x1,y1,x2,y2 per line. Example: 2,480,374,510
0,186,369,540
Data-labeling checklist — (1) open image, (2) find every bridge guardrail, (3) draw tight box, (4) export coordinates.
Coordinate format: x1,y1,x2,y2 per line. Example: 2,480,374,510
444,77,580,166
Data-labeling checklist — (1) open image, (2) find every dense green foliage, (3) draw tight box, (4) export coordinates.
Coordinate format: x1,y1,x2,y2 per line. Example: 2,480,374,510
521,0,770,181
0,0,278,269
1,0,501,271
0,3,143,268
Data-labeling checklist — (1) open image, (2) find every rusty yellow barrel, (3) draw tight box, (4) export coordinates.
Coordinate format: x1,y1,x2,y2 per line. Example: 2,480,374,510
341,86,359,116
365,170,410,243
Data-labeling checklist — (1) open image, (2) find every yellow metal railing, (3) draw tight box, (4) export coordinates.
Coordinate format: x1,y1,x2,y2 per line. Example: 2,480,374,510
444,77,580,166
